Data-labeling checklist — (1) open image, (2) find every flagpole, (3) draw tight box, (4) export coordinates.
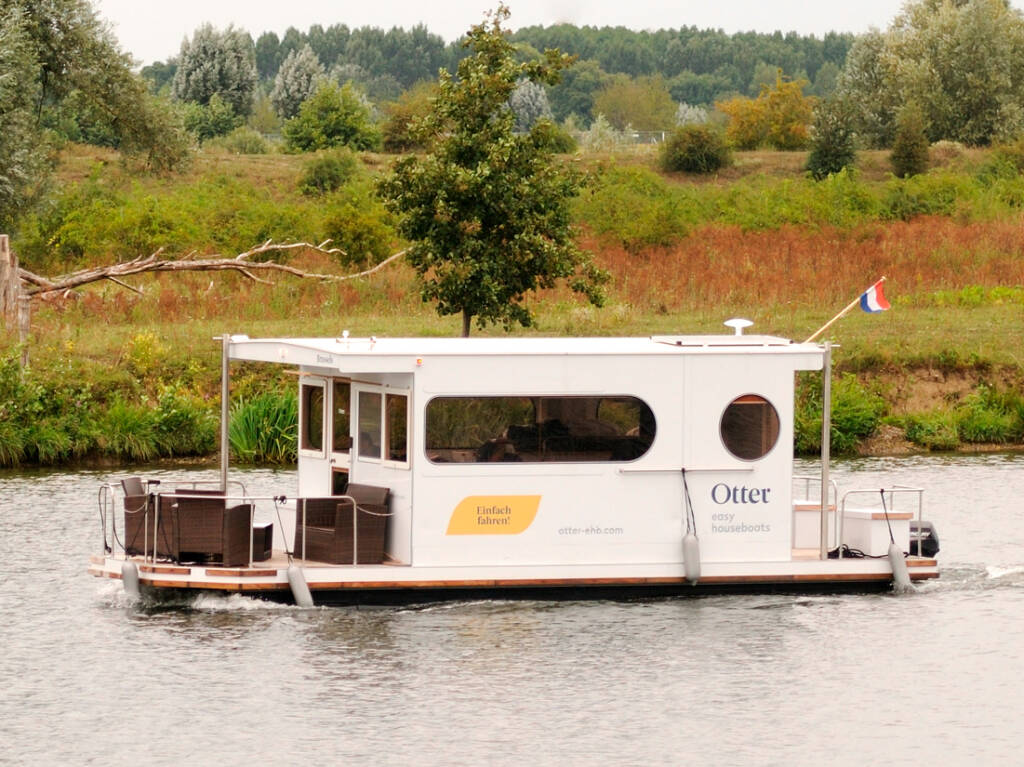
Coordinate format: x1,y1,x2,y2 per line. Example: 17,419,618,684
804,276,886,344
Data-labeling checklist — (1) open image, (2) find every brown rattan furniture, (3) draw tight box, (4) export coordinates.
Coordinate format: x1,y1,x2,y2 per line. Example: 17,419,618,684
172,492,252,566
294,484,390,564
121,477,175,557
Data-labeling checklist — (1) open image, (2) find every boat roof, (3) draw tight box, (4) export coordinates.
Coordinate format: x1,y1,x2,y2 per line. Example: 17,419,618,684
228,334,826,366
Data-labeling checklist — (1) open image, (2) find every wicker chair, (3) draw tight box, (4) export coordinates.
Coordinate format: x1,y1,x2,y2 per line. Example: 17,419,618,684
295,484,390,564
122,477,175,558
172,492,252,566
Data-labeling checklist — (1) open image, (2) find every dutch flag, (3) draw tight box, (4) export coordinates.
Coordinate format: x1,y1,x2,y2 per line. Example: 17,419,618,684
859,279,890,313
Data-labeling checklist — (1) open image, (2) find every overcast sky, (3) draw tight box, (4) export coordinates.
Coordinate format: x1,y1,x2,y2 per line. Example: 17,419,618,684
94,0,927,65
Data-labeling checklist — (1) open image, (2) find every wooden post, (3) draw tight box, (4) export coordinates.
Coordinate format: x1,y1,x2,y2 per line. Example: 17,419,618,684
0,234,19,330
18,293,31,369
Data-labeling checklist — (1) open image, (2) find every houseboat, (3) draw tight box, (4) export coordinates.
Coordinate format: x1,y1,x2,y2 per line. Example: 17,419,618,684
89,327,940,605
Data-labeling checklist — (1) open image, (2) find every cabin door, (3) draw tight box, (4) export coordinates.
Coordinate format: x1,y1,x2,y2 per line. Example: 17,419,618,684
297,377,330,496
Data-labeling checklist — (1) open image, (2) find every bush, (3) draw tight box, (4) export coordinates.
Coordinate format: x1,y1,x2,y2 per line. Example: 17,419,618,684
806,97,856,180
576,166,693,252
904,411,961,450
658,124,731,174
794,373,886,455
283,81,381,153
890,105,930,178
956,385,1024,443
182,94,241,142
321,180,396,265
297,149,360,196
211,126,270,155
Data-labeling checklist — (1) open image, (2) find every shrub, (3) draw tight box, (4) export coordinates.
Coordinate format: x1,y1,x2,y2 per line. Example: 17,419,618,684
154,388,217,456
794,373,886,455
576,166,692,252
956,385,1024,443
321,180,396,265
806,97,857,180
181,94,241,142
297,149,359,196
283,81,381,153
212,126,270,155
658,124,731,174
930,140,966,167
890,105,930,178
903,411,960,450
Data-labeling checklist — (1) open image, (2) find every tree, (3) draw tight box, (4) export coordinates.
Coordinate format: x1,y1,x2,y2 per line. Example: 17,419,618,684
717,72,815,150
1,0,188,231
509,79,553,132
282,80,381,152
270,44,326,119
378,6,607,336
805,96,857,179
838,0,1024,146
890,104,930,177
592,74,676,131
547,58,608,123
0,5,43,231
172,24,258,117
381,80,439,152
182,93,241,141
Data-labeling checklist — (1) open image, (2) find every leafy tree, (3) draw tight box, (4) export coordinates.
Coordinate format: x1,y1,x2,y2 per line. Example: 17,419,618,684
547,58,608,124
805,96,857,179
763,73,815,150
172,24,258,117
254,31,282,80
839,0,1024,146
717,72,814,150
282,80,381,152
890,104,930,177
378,6,607,336
0,5,43,231
659,124,731,174
509,79,553,132
592,74,676,131
381,80,439,152
271,44,326,119
2,0,188,230
834,31,896,148
182,93,241,141
717,95,768,150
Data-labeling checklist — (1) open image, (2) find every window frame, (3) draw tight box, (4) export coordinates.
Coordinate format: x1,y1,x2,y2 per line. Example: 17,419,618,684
354,384,411,469
298,379,327,459
423,394,657,465
719,393,780,462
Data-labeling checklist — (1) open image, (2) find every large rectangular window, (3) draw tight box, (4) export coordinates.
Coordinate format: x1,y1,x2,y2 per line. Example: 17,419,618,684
425,396,655,464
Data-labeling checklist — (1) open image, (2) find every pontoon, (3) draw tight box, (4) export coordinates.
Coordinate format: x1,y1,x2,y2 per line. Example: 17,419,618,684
89,326,939,605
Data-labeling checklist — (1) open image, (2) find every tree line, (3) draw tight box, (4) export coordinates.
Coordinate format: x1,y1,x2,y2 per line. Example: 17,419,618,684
141,21,853,118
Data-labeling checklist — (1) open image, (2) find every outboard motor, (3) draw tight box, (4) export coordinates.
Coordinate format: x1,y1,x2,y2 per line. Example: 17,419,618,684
909,520,940,558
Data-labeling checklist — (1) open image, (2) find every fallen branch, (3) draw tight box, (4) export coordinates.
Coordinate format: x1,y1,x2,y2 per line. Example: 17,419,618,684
18,241,408,298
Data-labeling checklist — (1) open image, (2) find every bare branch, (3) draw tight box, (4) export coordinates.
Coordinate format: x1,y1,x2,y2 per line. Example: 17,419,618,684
17,241,405,298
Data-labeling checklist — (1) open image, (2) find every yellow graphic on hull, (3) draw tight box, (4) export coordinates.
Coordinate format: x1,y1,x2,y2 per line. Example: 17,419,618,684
446,495,542,535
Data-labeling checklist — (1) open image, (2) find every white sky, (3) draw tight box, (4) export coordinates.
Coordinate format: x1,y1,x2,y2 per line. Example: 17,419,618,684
95,0,922,66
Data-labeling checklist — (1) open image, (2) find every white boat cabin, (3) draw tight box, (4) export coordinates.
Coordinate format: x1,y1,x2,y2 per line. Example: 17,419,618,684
231,333,823,569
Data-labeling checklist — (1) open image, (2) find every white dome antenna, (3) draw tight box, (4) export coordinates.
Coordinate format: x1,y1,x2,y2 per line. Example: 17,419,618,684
724,318,754,336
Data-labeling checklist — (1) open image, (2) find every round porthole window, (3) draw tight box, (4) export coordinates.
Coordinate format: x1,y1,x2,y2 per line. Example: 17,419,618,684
720,394,780,460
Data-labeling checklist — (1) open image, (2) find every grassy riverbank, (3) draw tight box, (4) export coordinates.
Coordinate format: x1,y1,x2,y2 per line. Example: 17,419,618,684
2,143,1023,466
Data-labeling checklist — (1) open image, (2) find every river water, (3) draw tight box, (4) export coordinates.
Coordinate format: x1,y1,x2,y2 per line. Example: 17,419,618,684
1,455,1023,765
